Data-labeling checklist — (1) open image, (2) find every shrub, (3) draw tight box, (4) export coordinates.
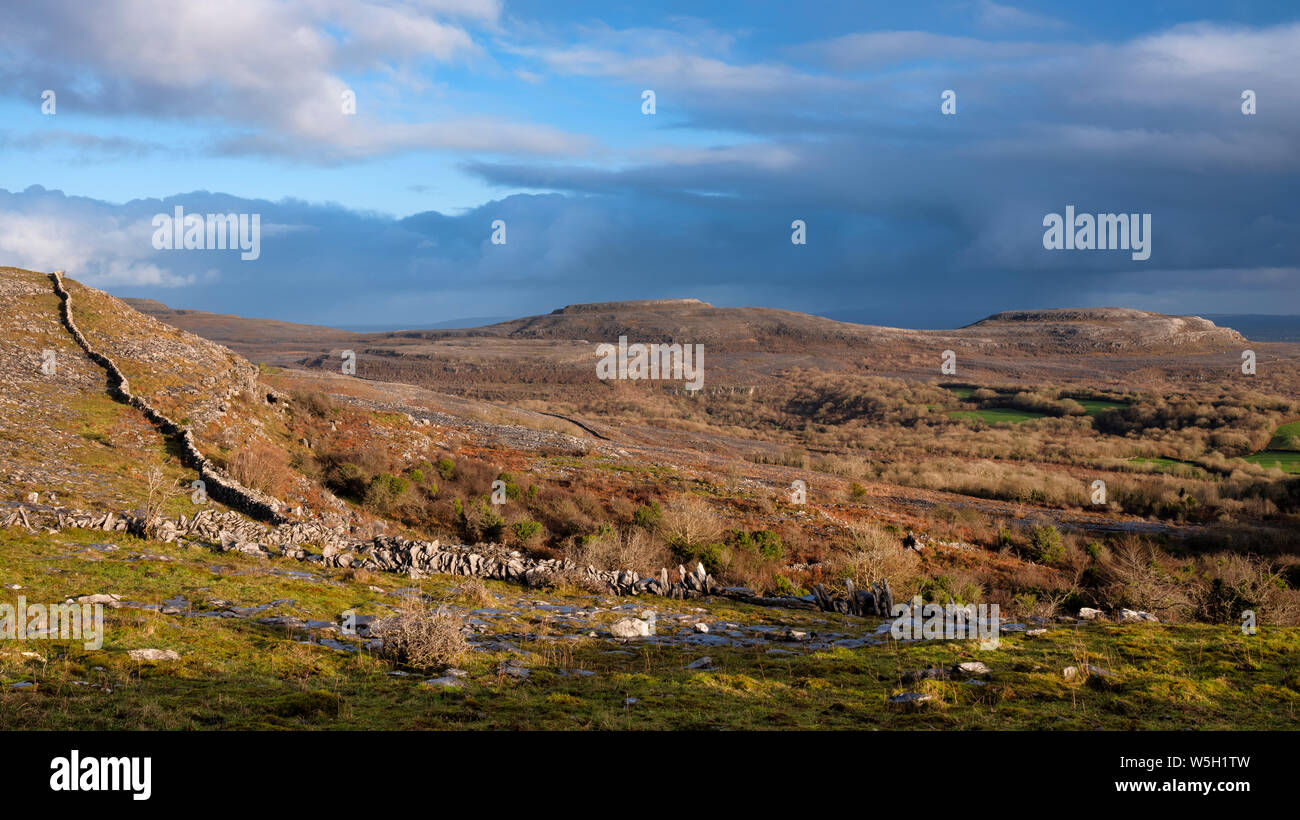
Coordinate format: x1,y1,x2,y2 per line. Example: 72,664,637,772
459,497,505,542
290,390,335,419
827,521,918,596
371,602,469,671
496,473,521,500
436,457,456,481
658,496,723,551
633,501,663,529
364,473,410,514
1027,525,1065,564
511,519,543,546
734,529,784,560
919,572,984,604
227,442,292,496
1191,553,1297,625
566,527,669,574
772,575,807,597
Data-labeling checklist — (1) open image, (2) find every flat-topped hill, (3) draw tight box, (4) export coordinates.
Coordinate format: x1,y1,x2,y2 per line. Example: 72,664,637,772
549,298,712,314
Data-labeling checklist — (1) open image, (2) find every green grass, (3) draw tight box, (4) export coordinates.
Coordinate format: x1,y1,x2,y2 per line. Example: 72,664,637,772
1238,422,1300,473
4,526,1298,730
1129,456,1187,466
1265,421,1300,451
1242,451,1300,474
943,386,977,400
1076,399,1130,416
948,408,1045,424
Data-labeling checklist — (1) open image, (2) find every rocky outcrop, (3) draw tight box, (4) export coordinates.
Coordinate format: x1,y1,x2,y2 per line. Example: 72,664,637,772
47,271,287,525
811,578,894,617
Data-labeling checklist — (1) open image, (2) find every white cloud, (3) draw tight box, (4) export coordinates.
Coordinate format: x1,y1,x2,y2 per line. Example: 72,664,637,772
0,0,588,161
0,194,201,287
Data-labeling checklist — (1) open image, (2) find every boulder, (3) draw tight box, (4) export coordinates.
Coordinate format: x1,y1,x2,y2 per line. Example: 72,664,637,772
953,661,991,677
610,617,652,639
128,648,180,662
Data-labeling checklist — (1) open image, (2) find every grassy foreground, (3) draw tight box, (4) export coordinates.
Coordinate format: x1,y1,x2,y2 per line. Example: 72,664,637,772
1,527,1297,730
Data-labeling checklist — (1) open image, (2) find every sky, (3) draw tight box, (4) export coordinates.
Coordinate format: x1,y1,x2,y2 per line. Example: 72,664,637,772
0,0,1297,329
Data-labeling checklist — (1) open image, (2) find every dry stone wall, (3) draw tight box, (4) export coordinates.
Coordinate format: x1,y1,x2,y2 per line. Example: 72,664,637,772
47,271,287,525
1,503,879,615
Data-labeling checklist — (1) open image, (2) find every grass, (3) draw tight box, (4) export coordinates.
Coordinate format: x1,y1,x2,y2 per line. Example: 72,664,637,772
1126,456,1209,479
1242,451,1300,474
3,525,1298,730
947,408,1045,424
1265,421,1300,451
1076,399,1130,416
1239,422,1300,474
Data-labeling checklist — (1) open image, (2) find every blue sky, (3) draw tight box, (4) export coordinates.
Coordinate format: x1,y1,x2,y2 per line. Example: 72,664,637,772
1,1,1297,328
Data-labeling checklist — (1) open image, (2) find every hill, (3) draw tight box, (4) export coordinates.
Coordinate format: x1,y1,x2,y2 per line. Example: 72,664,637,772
3,264,1298,732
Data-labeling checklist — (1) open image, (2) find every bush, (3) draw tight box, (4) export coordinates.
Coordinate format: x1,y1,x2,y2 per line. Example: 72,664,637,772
290,389,335,419
511,519,543,546
364,473,410,514
227,442,292,496
460,497,505,542
370,602,469,671
566,527,670,574
772,575,807,597
658,496,723,551
1027,525,1065,564
831,522,918,595
633,501,663,529
735,529,784,560
496,473,521,500
436,457,456,481
1191,553,1297,625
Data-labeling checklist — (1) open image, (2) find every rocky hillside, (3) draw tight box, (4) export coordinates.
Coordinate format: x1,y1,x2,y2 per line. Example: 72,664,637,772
0,267,302,517
965,308,1248,352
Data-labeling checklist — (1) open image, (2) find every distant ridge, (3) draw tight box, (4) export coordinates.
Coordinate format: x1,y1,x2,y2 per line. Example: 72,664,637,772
551,298,711,315
123,294,1252,356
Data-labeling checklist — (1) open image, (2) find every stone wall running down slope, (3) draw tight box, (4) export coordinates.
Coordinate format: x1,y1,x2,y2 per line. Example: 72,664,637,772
47,271,288,525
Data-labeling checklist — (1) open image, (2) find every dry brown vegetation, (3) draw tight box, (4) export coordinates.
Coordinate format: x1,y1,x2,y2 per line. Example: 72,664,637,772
40,278,1300,626
370,598,469,671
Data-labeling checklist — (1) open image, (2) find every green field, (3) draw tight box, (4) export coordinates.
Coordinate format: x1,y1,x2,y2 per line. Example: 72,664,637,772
1240,422,1300,474
1076,399,1130,416
1127,456,1208,479
1265,421,1300,451
944,386,978,400
948,408,1045,424
1243,450,1300,474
